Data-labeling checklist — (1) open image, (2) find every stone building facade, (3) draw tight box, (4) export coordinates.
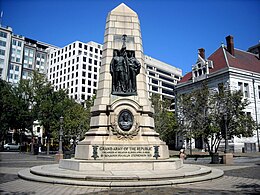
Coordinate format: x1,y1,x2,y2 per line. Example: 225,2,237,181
175,35,260,152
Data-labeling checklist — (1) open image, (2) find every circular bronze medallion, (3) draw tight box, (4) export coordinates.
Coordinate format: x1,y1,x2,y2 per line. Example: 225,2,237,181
118,109,133,131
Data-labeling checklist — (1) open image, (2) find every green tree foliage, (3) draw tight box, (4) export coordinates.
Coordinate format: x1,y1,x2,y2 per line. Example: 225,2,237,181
150,94,178,144
0,72,93,151
177,82,255,155
63,97,94,140
0,79,15,144
0,79,33,145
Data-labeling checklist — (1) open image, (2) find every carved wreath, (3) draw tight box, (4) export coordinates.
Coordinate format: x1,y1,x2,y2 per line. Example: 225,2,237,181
111,121,140,140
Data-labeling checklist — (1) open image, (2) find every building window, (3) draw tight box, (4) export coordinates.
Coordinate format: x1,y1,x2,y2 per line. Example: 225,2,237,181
218,83,224,96
81,94,85,100
258,86,260,99
244,83,249,98
238,82,243,92
0,40,6,47
162,88,174,96
0,49,5,56
0,31,7,38
149,72,155,77
152,79,158,85
162,82,174,89
15,66,19,71
152,86,158,91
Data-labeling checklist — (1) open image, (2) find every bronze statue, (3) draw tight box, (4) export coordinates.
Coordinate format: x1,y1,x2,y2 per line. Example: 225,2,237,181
110,49,127,93
110,35,141,95
127,51,141,93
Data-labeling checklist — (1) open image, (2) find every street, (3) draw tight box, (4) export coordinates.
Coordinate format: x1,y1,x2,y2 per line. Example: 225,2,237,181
0,152,260,195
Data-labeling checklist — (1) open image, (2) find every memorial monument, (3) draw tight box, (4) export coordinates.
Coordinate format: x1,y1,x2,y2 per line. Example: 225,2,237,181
70,3,170,162
18,4,223,186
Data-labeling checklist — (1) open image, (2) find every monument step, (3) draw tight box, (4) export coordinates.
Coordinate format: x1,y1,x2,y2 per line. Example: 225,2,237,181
18,163,223,187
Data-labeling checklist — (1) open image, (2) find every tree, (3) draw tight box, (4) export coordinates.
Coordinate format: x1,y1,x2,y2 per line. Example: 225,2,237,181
63,97,93,141
150,94,178,145
177,82,255,159
0,79,34,147
0,79,15,146
1,71,94,153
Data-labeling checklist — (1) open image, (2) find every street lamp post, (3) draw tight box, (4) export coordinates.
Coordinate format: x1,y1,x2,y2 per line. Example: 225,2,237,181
222,113,233,164
59,116,64,155
223,113,228,153
55,116,64,162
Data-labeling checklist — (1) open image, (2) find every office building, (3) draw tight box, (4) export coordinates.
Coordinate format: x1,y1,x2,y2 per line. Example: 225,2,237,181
48,41,103,104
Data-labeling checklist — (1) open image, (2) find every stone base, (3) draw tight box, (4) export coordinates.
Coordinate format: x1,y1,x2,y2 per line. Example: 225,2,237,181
18,161,224,187
222,153,233,164
59,158,182,171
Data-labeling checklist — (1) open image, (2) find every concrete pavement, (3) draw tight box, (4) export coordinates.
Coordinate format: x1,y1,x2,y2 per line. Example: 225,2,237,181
0,151,259,194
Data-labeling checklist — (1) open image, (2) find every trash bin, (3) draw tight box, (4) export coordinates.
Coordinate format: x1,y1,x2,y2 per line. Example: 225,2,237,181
33,144,39,155
64,151,71,159
211,153,219,164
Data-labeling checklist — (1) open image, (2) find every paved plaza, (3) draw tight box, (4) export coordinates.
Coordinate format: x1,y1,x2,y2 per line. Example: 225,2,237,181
0,152,260,194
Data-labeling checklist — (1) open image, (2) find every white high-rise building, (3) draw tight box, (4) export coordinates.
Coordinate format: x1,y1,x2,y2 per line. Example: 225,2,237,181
145,55,182,107
48,41,103,104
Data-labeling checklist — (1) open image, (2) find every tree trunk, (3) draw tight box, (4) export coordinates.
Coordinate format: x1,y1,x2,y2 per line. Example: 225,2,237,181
47,138,50,155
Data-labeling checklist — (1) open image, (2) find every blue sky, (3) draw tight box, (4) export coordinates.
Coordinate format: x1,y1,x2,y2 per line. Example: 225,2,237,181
1,0,259,75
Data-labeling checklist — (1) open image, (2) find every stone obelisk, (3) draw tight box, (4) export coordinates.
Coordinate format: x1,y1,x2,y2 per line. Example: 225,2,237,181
75,3,169,160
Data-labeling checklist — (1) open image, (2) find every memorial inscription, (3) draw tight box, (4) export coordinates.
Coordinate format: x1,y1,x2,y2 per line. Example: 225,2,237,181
98,146,153,158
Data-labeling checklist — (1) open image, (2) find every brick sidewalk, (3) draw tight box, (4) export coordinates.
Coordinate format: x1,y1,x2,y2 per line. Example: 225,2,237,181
0,152,259,194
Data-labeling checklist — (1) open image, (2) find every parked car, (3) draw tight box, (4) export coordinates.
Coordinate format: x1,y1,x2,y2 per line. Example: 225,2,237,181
4,143,20,151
